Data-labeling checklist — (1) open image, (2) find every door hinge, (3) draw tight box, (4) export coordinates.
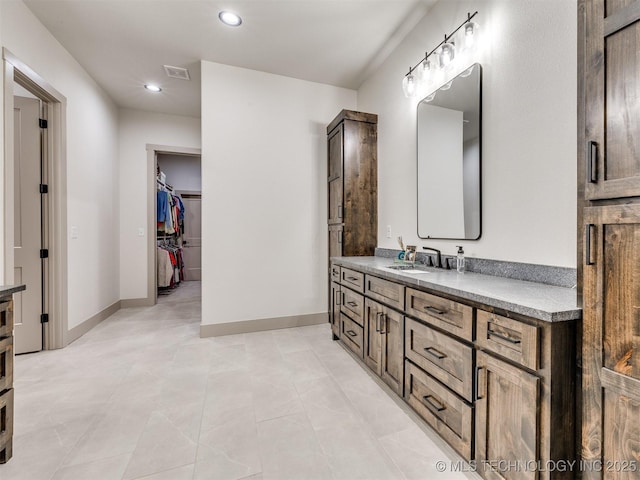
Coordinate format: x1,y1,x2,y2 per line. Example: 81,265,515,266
40,249,49,259
40,313,49,324
39,184,48,194
39,118,48,129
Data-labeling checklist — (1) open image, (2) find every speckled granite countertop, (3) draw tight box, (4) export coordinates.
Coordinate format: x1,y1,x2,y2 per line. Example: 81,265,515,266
0,284,25,297
332,257,581,323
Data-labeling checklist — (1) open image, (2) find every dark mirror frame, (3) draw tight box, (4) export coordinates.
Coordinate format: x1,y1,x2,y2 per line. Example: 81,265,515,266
416,63,482,240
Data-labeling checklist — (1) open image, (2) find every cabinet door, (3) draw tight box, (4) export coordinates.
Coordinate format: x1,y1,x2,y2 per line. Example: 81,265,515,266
584,0,640,200
330,282,341,339
583,204,640,478
364,299,382,376
380,306,404,396
327,125,343,224
328,226,343,259
476,351,539,480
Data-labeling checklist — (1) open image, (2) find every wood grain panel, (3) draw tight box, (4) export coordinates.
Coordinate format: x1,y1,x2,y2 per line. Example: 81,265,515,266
603,223,640,379
340,313,363,358
0,389,13,464
0,302,12,339
340,287,364,326
340,268,364,292
406,288,474,341
381,305,404,396
0,337,13,394
405,360,473,460
365,274,405,310
476,351,539,480
405,317,473,401
330,282,341,339
477,310,540,371
605,23,640,182
328,125,343,180
364,299,382,376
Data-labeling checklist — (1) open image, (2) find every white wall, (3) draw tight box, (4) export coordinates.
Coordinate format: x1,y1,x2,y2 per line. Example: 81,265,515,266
157,153,201,192
201,60,356,327
358,0,577,267
118,108,200,300
1,0,120,329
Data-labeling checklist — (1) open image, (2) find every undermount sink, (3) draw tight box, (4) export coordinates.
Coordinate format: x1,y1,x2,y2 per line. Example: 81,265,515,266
384,265,431,274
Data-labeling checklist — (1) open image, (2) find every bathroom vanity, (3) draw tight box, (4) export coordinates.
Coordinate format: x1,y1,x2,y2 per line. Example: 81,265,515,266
329,256,580,480
0,284,26,463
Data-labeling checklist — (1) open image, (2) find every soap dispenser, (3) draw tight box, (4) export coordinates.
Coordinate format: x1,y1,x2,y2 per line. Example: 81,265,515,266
456,246,465,273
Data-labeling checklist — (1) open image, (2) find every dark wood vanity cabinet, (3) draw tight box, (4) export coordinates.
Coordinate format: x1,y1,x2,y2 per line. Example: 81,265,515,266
331,261,577,480
364,298,404,396
580,0,640,476
326,110,377,259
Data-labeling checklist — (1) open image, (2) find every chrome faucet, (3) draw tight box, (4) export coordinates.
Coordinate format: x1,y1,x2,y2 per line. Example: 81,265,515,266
422,247,445,269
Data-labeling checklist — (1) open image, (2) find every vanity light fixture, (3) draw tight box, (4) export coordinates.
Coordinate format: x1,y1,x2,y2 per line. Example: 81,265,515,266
402,11,479,98
144,84,162,92
219,10,242,27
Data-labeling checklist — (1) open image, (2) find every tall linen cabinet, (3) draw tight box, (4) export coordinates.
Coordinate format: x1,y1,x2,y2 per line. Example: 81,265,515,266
326,110,378,260
579,0,640,476
327,110,377,339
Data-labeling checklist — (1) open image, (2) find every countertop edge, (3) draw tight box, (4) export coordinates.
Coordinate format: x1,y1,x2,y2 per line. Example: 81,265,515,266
332,258,581,323
0,284,26,297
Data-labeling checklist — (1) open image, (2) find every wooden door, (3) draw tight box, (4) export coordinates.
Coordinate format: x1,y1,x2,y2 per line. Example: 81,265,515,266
582,204,640,478
327,125,343,225
380,306,404,396
584,0,640,200
181,195,201,281
364,299,382,376
13,96,43,354
476,351,539,480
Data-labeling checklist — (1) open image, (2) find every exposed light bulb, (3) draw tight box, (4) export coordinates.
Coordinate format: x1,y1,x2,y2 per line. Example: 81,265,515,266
402,72,417,98
464,20,479,49
418,56,435,83
439,41,455,68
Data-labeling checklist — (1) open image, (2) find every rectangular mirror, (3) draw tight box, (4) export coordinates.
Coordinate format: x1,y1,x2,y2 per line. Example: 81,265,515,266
417,63,482,240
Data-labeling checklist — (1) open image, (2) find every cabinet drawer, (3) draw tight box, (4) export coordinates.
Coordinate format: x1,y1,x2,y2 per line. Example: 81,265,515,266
330,265,341,283
0,337,13,393
406,288,473,341
340,313,363,358
365,275,405,310
404,361,472,460
477,311,539,370
340,287,364,326
405,318,473,401
0,301,12,338
0,388,13,464
341,268,364,292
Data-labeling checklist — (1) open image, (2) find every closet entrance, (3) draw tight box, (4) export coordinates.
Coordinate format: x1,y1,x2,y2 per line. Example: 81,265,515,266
155,151,201,297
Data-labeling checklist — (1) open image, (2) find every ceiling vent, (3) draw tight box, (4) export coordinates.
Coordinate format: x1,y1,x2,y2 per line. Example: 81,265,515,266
163,65,191,81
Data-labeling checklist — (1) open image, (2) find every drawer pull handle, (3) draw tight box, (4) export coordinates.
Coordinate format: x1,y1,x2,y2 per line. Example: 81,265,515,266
585,224,595,266
488,330,521,345
346,301,358,308
335,290,341,305
375,312,382,332
476,366,486,400
422,395,446,413
423,347,446,360
346,330,357,337
587,140,598,183
347,276,359,281
423,305,445,315
380,313,386,334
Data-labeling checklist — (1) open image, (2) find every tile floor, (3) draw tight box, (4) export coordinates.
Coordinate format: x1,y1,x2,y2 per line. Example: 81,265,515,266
3,281,477,480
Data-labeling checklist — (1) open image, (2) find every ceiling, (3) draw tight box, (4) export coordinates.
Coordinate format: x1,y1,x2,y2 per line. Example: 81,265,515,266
24,0,436,118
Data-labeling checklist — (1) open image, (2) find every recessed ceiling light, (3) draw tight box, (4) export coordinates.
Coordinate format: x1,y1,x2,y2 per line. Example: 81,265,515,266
219,11,242,27
144,84,162,92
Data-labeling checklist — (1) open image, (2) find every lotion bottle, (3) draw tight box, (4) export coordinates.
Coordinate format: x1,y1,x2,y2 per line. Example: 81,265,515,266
456,246,465,273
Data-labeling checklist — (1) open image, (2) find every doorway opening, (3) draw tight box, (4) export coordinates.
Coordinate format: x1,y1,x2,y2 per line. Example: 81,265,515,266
3,49,68,352
146,145,201,305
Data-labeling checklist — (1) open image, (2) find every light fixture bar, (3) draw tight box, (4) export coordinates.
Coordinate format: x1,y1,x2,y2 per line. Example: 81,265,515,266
404,11,478,79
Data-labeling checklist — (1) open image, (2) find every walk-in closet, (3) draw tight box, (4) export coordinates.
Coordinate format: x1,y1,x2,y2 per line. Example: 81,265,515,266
156,152,202,295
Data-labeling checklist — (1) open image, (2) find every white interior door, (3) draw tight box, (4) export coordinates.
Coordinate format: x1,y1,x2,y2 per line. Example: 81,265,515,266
14,96,43,354
181,195,201,281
